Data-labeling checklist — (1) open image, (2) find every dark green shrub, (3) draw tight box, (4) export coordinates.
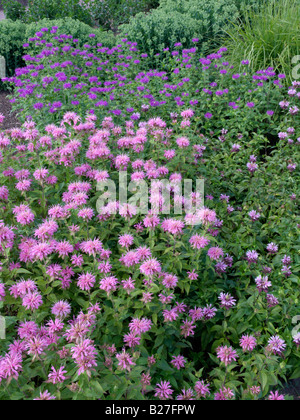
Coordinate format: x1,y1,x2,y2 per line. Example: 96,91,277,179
120,0,240,56
88,0,149,32
1,0,26,21
120,10,200,55
25,0,93,26
0,19,26,89
234,0,267,13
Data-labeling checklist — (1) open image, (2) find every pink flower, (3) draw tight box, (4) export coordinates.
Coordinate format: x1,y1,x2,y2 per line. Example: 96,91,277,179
115,154,130,170
140,258,161,277
71,254,84,267
162,273,178,289
116,350,135,371
188,270,198,280
214,387,234,400
240,335,257,352
47,318,64,334
189,235,210,249
255,275,272,292
207,246,224,260
0,186,9,200
141,372,151,391
80,238,103,256
56,241,74,258
33,168,49,181
77,273,96,291
267,335,286,356
13,205,35,225
48,366,67,384
78,208,94,220
123,332,141,348
98,260,112,274
18,321,38,339
99,276,118,295
248,210,261,221
0,351,23,380
195,380,210,398
246,250,259,264
266,294,279,308
26,336,48,359
171,355,186,370
34,220,58,240
161,218,185,236
0,282,5,301
268,391,285,400
176,388,195,400
118,234,134,248
216,345,238,366
52,300,71,319
164,149,176,160
129,317,152,335
143,213,160,230
266,242,278,254
71,339,97,377
250,386,261,396
34,390,56,400
181,109,194,119
176,137,190,148
15,179,32,192
154,381,174,400
218,292,236,309
180,319,196,338
22,292,43,311
30,242,54,261
119,203,137,219
247,162,258,173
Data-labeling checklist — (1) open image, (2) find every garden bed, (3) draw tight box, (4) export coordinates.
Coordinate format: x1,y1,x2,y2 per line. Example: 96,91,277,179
0,0,299,402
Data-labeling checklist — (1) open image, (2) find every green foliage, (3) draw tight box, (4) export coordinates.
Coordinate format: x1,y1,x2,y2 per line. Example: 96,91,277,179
1,0,26,21
120,0,240,56
25,0,93,26
88,0,150,33
0,19,26,89
119,10,200,55
224,0,300,84
234,0,266,13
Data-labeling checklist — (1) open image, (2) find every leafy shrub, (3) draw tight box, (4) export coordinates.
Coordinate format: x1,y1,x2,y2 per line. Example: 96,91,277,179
145,0,159,7
120,10,200,56
88,0,150,33
25,0,93,26
224,0,300,84
0,19,27,89
0,0,26,21
120,0,240,56
234,0,266,13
